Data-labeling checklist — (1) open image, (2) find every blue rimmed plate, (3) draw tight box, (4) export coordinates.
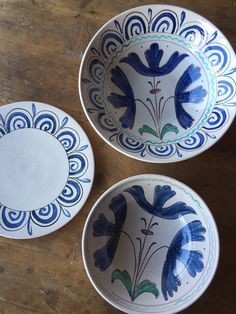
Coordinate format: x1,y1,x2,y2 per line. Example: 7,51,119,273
82,174,219,313
79,4,236,162
0,101,94,239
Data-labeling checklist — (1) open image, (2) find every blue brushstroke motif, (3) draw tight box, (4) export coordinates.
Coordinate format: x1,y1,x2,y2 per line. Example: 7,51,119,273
125,185,196,219
161,220,206,300
93,194,127,271
120,43,188,77
107,66,136,129
175,64,207,129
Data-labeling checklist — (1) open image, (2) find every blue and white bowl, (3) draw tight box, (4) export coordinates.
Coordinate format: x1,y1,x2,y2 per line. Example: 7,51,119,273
79,4,236,162
82,174,219,313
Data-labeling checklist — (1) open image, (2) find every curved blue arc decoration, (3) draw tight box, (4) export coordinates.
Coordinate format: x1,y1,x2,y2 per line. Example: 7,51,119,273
82,6,236,161
6,109,32,132
68,153,87,177
56,128,79,153
31,203,60,226
0,103,91,236
1,207,29,230
151,11,177,33
34,112,59,134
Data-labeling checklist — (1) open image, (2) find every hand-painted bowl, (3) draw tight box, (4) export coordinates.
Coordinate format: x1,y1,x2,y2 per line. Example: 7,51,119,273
79,4,236,162
82,174,219,314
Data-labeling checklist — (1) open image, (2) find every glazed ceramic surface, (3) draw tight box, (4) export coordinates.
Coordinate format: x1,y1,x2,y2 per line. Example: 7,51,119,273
0,102,94,239
82,175,219,314
79,4,236,162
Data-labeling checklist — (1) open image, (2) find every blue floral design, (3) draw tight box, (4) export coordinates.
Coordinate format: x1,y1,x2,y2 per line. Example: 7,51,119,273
82,6,235,161
92,185,207,303
125,185,196,219
162,220,206,300
107,66,136,129
175,64,207,129
120,43,188,77
93,194,127,271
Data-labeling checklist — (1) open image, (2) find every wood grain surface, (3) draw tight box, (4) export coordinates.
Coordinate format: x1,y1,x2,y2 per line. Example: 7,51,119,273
0,0,235,313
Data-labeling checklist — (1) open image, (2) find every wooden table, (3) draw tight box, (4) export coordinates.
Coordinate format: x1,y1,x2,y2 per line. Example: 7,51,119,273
0,1,235,313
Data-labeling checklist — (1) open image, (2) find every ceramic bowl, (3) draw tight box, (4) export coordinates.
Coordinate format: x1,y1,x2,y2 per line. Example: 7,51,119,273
82,174,219,314
79,4,236,162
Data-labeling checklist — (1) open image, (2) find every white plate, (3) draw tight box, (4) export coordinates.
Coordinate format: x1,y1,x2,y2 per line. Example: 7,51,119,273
0,101,94,239
82,174,219,313
79,4,236,162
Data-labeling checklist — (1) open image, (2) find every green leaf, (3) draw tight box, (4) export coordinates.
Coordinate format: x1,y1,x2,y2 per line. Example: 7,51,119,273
111,269,132,297
160,123,179,139
132,279,159,301
138,125,158,138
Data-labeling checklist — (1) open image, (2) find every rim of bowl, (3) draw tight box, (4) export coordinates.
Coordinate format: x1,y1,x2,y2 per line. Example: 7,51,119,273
82,174,220,314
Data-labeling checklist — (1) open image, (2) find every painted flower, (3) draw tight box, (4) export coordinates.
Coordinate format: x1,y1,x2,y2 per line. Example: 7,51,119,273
174,64,207,129
162,220,206,300
107,66,136,129
125,185,196,219
120,43,188,77
93,194,127,271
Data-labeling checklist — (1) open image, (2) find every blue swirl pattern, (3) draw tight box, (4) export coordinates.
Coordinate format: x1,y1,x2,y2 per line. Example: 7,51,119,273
56,128,80,153
178,23,206,48
82,6,236,161
68,153,88,177
151,11,177,33
34,111,59,134
203,108,228,131
58,179,82,207
6,109,32,132
0,104,91,236
0,207,29,231
31,202,61,227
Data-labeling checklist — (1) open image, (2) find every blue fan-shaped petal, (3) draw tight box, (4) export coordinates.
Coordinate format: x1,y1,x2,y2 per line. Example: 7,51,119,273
145,43,164,73
93,213,115,237
121,52,153,76
125,185,154,214
157,201,196,219
162,260,181,300
108,66,136,129
177,249,204,277
121,43,188,77
110,66,133,96
179,86,207,104
161,220,206,300
158,50,188,76
125,185,196,219
175,220,206,246
93,236,117,271
93,194,127,271
153,185,176,208
175,64,207,129
109,193,127,228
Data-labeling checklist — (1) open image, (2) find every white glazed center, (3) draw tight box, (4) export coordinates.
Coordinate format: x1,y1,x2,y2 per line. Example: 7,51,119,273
0,128,69,212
